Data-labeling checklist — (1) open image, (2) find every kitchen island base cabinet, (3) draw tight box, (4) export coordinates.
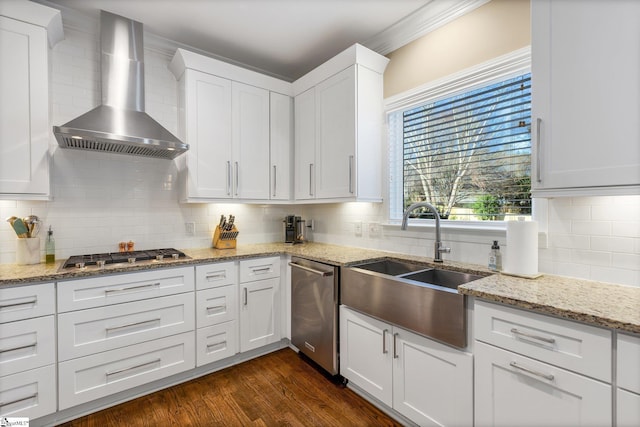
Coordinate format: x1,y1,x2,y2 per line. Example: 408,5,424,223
340,306,473,427
475,341,611,427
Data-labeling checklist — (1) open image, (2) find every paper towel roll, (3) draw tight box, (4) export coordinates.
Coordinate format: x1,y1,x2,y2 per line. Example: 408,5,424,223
504,219,538,277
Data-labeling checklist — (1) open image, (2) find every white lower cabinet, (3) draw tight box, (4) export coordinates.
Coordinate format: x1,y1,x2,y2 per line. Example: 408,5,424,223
474,300,612,426
239,257,281,352
0,283,56,420
475,341,611,427
195,262,239,366
58,332,195,409
340,306,472,426
617,333,640,427
0,365,56,419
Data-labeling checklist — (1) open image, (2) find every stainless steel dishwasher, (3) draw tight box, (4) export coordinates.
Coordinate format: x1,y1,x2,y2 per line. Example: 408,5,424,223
289,256,339,375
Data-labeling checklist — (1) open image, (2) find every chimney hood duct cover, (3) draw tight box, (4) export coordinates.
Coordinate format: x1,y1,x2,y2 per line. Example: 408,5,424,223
53,11,188,160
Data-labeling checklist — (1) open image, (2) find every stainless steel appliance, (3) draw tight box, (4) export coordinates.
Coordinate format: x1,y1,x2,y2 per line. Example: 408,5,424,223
289,257,339,375
60,248,189,271
283,215,305,244
53,11,188,159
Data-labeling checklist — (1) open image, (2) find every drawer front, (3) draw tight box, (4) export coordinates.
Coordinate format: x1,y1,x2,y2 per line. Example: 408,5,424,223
58,293,195,361
474,300,611,382
0,283,55,323
0,316,55,376
0,364,56,420
58,266,195,312
196,261,237,290
196,321,238,366
475,341,611,427
58,332,195,410
618,332,640,394
197,285,237,328
239,256,280,283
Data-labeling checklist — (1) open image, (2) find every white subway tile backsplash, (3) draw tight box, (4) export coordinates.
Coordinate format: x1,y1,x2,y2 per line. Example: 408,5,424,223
612,222,640,238
571,220,611,236
611,253,640,271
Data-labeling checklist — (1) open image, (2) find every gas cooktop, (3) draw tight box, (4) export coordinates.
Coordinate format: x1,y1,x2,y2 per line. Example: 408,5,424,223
61,248,189,270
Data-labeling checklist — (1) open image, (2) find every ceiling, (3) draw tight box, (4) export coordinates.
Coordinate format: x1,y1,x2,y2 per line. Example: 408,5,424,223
41,0,486,81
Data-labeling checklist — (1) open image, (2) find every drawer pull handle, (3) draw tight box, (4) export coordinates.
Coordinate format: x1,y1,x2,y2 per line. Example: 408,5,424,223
206,305,226,313
509,361,554,381
0,299,37,310
106,318,161,334
393,332,399,359
205,273,226,280
106,358,161,378
105,282,161,295
0,342,37,354
510,328,556,344
0,393,38,408
288,262,333,277
206,341,227,351
250,266,271,273
382,329,389,354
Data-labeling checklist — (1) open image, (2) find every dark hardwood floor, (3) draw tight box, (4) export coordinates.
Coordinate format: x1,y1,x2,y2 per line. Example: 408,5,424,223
58,348,402,426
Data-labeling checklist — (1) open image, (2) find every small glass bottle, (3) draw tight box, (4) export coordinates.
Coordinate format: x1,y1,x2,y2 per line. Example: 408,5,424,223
488,240,502,271
45,226,55,264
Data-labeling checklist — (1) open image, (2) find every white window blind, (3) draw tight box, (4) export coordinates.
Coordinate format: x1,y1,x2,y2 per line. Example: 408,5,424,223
400,73,531,221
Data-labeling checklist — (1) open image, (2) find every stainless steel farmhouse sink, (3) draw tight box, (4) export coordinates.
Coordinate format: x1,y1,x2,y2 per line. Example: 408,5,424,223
341,259,485,348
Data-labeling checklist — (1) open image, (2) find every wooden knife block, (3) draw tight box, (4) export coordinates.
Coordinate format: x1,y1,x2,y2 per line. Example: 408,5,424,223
212,225,239,249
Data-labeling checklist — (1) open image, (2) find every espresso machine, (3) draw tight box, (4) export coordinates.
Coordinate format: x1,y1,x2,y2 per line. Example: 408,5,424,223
284,215,305,244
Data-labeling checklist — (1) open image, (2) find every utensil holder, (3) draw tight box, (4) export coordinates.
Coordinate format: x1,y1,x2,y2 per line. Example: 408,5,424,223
212,225,239,249
16,237,41,265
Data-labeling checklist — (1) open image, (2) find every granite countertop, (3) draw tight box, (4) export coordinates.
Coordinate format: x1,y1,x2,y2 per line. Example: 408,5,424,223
1,242,638,334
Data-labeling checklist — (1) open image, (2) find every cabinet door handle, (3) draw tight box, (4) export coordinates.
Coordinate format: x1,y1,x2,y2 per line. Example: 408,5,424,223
509,361,554,381
0,299,37,310
510,328,556,344
273,165,277,197
105,282,160,295
348,155,354,194
0,393,38,408
106,318,161,334
226,161,232,195
243,287,248,306
106,358,161,378
309,163,314,196
234,161,239,196
535,117,542,183
393,332,399,359
382,329,389,354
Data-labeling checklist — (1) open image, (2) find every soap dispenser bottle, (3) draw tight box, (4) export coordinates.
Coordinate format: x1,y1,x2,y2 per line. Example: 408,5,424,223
488,240,502,271
45,226,55,264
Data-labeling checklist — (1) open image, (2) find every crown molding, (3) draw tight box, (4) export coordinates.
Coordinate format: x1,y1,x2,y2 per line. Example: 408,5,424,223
364,0,491,55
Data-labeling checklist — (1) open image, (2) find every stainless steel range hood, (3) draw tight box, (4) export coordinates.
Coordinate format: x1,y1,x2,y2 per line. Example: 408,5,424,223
53,11,188,160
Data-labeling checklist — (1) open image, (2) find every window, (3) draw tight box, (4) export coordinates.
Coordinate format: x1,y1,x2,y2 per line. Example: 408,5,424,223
388,54,531,223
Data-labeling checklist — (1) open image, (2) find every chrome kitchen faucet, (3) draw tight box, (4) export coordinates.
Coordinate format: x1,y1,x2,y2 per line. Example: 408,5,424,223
401,202,451,263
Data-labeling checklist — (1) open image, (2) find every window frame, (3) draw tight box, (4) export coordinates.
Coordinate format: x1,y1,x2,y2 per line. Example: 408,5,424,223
385,47,532,228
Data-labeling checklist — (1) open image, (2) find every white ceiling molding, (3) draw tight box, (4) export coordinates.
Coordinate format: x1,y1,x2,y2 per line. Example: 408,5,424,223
364,0,491,55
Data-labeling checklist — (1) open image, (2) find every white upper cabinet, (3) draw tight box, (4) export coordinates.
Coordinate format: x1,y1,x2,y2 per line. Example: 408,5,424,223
0,1,63,200
293,44,389,202
269,92,293,201
531,0,640,196
170,48,293,203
